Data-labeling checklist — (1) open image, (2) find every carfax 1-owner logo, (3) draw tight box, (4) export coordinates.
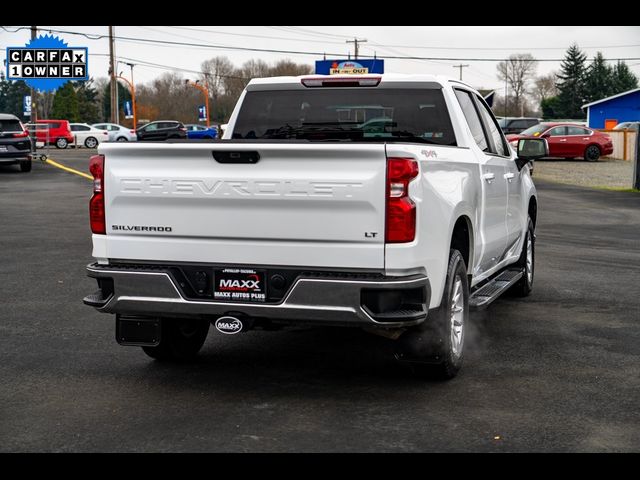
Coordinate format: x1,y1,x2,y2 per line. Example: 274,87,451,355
6,34,88,92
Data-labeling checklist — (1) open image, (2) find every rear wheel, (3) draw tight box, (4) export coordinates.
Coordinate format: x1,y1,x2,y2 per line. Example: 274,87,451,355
509,217,535,297
55,138,68,149
584,145,601,162
396,249,469,380
116,136,128,142
142,318,210,361
84,136,98,148
19,160,32,172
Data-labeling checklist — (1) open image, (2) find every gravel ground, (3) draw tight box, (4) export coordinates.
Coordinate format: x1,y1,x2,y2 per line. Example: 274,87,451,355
533,157,634,189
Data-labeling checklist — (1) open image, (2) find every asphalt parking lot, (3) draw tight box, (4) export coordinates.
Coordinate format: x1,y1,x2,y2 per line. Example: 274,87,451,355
1,150,639,452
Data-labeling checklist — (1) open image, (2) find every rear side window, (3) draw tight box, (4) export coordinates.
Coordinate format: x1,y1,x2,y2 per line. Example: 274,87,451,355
548,127,566,136
0,120,23,132
454,89,488,151
233,88,456,145
567,126,590,135
474,95,508,156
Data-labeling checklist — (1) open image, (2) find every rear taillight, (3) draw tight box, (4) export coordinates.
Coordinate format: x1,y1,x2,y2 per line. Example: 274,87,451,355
89,154,105,235
13,131,29,138
130,130,135,135
386,157,419,243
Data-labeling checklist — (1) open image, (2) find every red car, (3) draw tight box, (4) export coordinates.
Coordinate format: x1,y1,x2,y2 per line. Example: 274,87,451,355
31,119,74,149
506,123,613,161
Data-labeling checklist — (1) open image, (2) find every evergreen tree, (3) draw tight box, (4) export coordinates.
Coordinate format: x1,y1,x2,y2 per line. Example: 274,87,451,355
541,96,561,119
611,61,638,94
52,83,79,121
75,80,100,123
102,82,131,123
0,80,31,122
556,44,588,119
584,52,613,103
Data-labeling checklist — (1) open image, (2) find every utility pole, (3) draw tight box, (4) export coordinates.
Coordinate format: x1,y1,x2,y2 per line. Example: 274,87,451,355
346,38,367,60
30,26,37,123
108,26,117,123
453,64,469,81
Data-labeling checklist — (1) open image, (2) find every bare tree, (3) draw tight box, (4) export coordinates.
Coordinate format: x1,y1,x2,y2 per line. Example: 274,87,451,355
497,54,538,116
531,73,559,105
134,58,315,124
200,56,235,98
270,59,313,77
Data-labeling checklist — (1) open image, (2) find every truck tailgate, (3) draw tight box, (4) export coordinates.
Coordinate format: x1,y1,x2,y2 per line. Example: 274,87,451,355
98,142,387,269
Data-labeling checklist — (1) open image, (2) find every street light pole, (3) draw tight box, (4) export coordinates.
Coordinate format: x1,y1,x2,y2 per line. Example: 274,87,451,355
185,80,210,128
108,26,117,123
115,75,136,129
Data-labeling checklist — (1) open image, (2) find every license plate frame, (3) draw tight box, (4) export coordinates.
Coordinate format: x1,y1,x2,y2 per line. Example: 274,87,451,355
213,268,267,303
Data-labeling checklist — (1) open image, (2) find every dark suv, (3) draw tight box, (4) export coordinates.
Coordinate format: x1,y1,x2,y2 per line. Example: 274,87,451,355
0,113,32,172
136,121,187,141
498,117,542,135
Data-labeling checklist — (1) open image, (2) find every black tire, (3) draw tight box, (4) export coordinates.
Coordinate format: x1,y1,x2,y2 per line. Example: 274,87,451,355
84,136,98,149
142,318,210,361
19,160,32,172
116,137,128,142
396,249,469,380
509,217,535,297
55,138,68,149
584,145,600,162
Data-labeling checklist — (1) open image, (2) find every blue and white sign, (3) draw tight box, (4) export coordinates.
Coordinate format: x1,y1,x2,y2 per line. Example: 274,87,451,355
123,100,133,119
315,59,384,75
198,105,207,122
6,34,88,93
23,95,32,117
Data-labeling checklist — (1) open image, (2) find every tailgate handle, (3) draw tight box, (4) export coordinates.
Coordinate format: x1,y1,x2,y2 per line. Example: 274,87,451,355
212,151,260,164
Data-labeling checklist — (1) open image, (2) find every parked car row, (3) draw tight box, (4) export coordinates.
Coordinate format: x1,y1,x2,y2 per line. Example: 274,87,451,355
136,121,218,141
19,119,218,150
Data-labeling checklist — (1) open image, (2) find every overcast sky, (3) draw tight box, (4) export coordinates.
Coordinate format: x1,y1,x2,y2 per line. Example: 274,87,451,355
2,26,639,92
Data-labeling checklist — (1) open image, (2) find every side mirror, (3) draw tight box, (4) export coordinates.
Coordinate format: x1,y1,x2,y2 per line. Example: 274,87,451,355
515,138,548,171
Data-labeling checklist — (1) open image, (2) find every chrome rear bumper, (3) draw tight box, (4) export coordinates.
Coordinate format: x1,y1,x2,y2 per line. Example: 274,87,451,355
84,263,430,328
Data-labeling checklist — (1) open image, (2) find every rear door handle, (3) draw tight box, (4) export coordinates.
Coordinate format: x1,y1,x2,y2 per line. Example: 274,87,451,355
504,173,516,181
559,139,567,142
483,173,495,182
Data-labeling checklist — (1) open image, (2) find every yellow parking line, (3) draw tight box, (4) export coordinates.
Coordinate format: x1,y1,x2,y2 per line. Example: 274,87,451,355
45,158,92,181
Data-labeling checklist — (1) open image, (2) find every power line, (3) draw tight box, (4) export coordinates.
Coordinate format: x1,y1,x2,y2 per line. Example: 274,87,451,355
2,26,640,63
268,26,354,40
163,26,347,45
354,42,640,51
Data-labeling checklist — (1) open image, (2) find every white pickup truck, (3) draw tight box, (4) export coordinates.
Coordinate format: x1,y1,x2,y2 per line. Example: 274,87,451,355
84,74,547,379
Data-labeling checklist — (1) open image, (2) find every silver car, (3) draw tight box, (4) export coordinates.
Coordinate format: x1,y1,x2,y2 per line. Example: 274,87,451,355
92,123,137,142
